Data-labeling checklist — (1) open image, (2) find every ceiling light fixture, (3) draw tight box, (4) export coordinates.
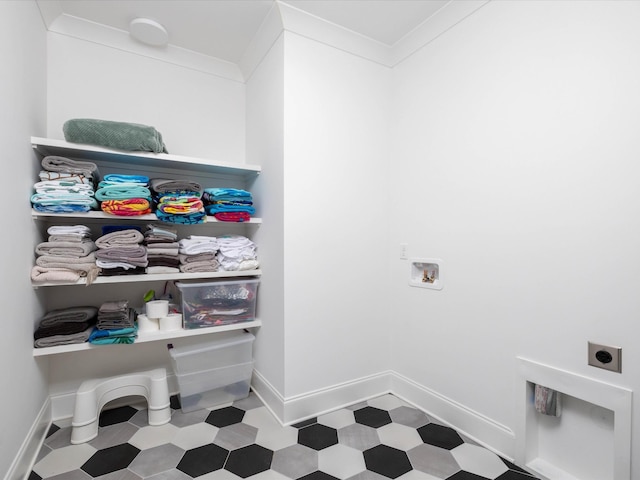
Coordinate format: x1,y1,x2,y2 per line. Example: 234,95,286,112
129,18,169,47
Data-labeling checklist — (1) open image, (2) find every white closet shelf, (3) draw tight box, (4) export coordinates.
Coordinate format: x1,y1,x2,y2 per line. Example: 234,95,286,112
31,136,261,177
32,319,262,357
31,209,262,224
32,269,262,288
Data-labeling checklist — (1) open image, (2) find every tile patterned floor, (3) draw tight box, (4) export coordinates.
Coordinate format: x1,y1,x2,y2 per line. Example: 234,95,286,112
29,392,540,480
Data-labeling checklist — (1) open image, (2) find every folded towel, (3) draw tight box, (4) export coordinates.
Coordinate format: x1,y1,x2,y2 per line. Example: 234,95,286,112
150,178,202,195
38,171,94,186
35,240,96,258
101,198,152,216
31,192,99,209
102,173,150,184
41,155,98,177
146,266,180,274
95,229,144,248
31,266,82,283
35,253,99,285
213,211,252,222
88,324,138,344
179,260,220,273
34,321,93,340
95,246,148,267
47,225,92,237
34,325,93,348
38,306,99,327
63,118,167,153
179,252,216,264
95,185,152,201
155,210,206,224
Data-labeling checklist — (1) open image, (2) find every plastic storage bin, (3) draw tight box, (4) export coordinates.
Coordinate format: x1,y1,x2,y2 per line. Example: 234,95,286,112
175,279,260,329
169,332,255,376
176,362,253,413
168,332,255,412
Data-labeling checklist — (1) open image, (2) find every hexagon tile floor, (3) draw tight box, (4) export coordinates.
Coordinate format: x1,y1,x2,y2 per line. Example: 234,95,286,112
29,392,540,480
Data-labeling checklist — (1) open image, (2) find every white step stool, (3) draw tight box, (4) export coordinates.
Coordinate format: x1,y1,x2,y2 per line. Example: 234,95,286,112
71,367,171,444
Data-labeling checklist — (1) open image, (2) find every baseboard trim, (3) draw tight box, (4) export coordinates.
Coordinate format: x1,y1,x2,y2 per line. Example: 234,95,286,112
390,371,515,460
4,398,51,480
50,369,516,464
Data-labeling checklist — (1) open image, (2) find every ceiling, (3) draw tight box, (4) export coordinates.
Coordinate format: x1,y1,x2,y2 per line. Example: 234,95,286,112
47,0,451,64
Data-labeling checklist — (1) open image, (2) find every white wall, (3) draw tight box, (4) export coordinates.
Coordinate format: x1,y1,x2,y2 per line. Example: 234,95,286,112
246,34,287,399
46,33,246,162
0,1,48,478
390,0,640,468
283,32,392,399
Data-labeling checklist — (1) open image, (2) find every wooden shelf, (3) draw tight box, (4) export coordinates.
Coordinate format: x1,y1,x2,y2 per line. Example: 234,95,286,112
33,319,262,356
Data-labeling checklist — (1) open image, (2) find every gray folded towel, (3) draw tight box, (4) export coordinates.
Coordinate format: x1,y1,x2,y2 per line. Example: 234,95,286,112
150,178,202,194
35,240,96,258
38,306,99,327
179,252,216,264
34,325,94,348
95,246,148,267
95,229,144,249
63,118,168,154
179,260,219,273
41,156,98,178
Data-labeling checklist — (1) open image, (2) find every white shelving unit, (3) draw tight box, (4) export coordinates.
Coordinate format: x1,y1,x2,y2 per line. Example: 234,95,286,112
31,137,263,356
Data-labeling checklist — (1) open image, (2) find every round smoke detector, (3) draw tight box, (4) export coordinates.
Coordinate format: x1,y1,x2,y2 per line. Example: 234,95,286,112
129,18,169,47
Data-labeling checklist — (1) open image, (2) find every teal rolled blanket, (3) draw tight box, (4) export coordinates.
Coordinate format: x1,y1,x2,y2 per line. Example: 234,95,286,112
63,118,168,154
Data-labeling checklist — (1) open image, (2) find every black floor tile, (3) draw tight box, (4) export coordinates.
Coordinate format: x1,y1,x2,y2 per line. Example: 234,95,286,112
363,444,412,479
98,406,138,427
298,424,339,450
225,443,274,478
417,423,464,449
177,443,229,477
81,443,140,477
206,405,246,427
354,406,392,428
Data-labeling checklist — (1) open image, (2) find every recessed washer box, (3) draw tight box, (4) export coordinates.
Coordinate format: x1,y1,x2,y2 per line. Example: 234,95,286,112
409,258,443,290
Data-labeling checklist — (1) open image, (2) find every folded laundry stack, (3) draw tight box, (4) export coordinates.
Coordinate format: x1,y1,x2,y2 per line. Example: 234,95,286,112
178,235,220,273
88,299,137,344
95,228,148,276
203,188,255,222
216,235,259,271
33,306,98,348
150,178,205,224
96,173,152,216
31,225,99,285
31,156,99,213
144,224,180,274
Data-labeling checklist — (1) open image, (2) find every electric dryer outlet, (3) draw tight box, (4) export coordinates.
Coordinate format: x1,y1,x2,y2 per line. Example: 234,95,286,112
588,342,622,373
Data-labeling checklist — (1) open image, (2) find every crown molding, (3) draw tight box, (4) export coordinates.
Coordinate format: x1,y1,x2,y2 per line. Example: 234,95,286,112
37,1,244,83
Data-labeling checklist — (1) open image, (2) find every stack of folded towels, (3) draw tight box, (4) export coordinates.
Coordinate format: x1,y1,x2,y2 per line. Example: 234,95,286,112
95,228,148,276
88,299,138,344
178,235,220,273
96,173,152,216
144,224,180,274
203,188,255,222
31,225,99,285
33,306,98,348
31,156,99,213
216,235,259,271
150,178,205,224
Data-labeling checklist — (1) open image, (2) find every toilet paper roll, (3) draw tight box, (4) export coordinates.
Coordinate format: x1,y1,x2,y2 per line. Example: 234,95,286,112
146,300,169,319
160,313,182,332
136,314,159,333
